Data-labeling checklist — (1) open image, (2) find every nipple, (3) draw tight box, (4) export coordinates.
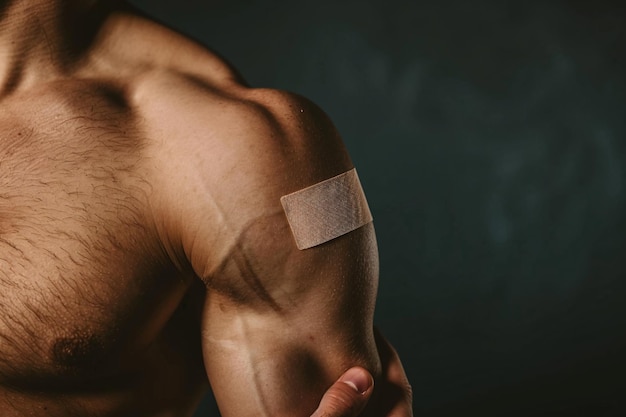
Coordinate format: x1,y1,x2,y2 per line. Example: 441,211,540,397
51,330,107,368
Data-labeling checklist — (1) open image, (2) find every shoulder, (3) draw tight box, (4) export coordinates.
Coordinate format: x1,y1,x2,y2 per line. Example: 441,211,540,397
134,71,354,277
98,8,353,186
217,87,354,189
136,71,352,193
97,10,356,278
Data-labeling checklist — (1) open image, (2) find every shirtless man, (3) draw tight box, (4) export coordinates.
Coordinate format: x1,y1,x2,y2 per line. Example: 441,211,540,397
0,0,412,416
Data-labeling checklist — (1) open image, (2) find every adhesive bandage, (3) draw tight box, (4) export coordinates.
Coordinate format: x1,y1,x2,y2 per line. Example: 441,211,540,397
280,168,373,250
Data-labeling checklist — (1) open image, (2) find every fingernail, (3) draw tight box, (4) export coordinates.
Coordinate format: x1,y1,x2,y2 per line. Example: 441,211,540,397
340,368,373,394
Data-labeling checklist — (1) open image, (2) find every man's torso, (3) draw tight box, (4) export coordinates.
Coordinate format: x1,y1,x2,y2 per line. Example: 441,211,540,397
0,11,234,416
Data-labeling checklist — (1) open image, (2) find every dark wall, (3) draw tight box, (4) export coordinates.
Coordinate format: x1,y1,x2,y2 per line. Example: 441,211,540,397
129,1,626,415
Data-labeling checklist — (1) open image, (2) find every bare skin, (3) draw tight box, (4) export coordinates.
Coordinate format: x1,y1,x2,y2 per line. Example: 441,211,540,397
0,1,411,416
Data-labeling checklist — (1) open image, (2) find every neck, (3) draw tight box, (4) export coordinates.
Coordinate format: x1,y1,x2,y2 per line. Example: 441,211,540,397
0,0,108,94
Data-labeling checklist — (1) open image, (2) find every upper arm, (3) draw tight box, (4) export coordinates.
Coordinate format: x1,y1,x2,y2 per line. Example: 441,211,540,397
150,83,381,416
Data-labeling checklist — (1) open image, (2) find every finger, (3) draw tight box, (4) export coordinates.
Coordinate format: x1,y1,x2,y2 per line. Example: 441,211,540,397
310,367,374,417
374,328,411,389
373,328,414,417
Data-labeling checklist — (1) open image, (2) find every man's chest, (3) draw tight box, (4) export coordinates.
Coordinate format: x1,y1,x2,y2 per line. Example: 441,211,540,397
0,84,190,388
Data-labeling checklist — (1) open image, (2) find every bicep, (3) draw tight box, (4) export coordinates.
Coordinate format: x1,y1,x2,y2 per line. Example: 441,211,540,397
200,219,381,417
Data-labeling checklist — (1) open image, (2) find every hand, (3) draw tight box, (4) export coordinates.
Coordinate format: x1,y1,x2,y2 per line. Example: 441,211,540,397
310,329,413,417
310,366,374,417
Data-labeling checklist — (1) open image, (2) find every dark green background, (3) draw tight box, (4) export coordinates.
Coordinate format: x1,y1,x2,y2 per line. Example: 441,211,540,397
129,1,626,415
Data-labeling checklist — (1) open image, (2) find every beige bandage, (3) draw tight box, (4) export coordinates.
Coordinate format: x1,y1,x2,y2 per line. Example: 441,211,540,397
280,168,373,250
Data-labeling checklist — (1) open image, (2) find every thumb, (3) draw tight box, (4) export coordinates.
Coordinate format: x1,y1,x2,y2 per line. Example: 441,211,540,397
311,367,374,417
